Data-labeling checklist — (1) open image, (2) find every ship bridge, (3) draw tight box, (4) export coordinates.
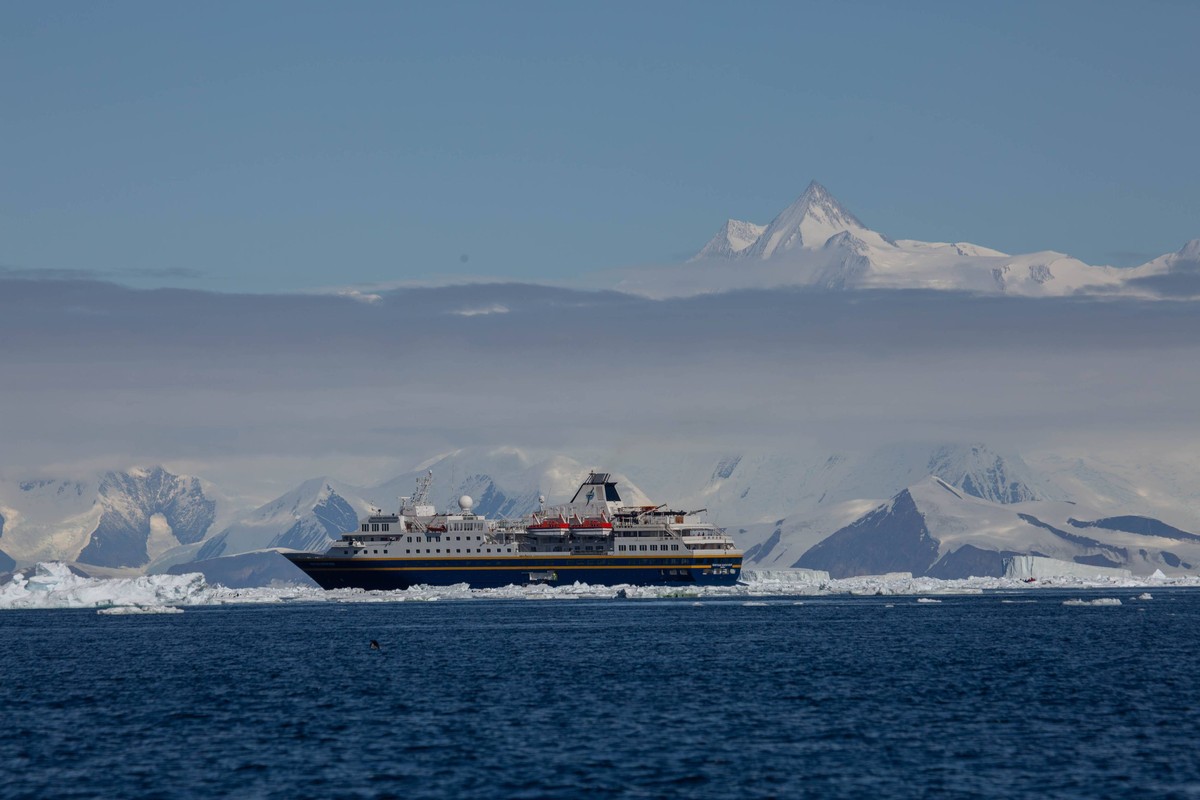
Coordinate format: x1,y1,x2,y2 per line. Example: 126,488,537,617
569,471,622,506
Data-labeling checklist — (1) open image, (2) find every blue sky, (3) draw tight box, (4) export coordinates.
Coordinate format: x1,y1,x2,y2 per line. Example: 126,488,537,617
3,0,1198,292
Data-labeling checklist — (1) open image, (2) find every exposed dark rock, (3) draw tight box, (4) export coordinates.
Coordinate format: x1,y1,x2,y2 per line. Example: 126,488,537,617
929,444,1041,504
1017,513,1129,562
77,467,216,568
270,489,359,551
712,456,742,481
196,530,229,561
1068,516,1200,543
795,490,940,578
744,526,783,564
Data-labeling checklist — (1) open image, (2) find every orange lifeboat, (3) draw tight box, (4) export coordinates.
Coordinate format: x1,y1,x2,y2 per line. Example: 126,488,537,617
527,515,571,534
569,515,613,531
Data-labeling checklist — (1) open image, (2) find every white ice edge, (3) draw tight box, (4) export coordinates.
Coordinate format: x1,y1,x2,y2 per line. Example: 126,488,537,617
2,562,1199,611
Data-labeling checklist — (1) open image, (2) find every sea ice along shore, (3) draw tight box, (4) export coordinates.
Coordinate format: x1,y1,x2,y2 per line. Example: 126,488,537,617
1,561,1198,612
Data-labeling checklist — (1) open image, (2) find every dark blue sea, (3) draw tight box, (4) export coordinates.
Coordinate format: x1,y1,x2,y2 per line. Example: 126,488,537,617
2,590,1199,799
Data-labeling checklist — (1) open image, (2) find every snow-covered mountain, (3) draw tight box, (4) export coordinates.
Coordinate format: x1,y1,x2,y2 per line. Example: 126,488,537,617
8,442,1200,582
365,447,651,520
78,468,216,568
1120,239,1200,299
722,442,1200,579
692,219,766,259
742,181,895,257
0,511,14,573
0,467,217,570
150,477,370,571
788,477,1200,579
622,442,1056,528
620,181,1193,299
147,448,652,573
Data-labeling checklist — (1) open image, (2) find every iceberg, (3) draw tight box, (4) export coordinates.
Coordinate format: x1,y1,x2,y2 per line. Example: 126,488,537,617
1003,555,1132,581
0,562,306,610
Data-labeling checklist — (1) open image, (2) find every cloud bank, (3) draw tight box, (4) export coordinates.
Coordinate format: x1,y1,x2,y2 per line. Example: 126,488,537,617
2,277,1197,495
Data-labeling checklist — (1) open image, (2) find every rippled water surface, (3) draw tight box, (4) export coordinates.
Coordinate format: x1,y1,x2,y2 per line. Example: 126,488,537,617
2,591,1200,799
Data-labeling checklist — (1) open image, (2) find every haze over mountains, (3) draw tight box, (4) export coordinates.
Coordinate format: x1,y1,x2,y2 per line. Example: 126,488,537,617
3,181,1198,584
4,441,1200,586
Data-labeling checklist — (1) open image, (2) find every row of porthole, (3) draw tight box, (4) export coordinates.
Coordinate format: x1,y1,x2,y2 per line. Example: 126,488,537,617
404,535,484,543
617,544,681,552
343,548,515,555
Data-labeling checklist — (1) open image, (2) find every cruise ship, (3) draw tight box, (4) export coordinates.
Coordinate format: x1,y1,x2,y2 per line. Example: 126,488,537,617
283,471,742,590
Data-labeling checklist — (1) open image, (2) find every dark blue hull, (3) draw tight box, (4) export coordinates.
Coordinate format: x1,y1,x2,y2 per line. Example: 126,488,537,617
283,553,742,591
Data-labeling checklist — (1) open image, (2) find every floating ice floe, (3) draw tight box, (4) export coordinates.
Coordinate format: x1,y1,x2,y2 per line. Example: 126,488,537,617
1,561,1199,612
1063,598,1123,607
97,605,184,615
915,597,942,604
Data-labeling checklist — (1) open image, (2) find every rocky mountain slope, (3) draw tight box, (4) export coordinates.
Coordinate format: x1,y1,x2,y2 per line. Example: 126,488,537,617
0,468,216,570
788,477,1199,579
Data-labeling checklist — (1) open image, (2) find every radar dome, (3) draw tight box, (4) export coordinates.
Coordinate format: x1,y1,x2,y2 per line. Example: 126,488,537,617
458,495,474,511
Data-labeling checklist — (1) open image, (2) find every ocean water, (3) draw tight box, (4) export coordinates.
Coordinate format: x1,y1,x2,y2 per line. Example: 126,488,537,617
2,591,1199,799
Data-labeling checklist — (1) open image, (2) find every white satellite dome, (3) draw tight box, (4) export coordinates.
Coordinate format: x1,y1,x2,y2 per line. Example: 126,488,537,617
458,495,474,511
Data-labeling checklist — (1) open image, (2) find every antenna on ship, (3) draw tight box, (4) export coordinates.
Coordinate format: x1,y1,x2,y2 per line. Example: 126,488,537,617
412,470,433,507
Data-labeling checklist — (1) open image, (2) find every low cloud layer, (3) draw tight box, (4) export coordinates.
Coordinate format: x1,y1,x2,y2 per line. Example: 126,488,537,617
2,277,1197,494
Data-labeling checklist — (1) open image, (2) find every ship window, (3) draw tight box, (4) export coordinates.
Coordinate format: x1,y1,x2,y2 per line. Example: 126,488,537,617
371,524,379,532
382,524,389,532
383,550,388,554
407,537,412,543
405,550,410,554
343,550,349,555
618,545,625,551
361,524,368,532
456,549,461,553
649,545,657,551
456,536,461,541
671,545,679,551
436,549,441,553
639,545,648,551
